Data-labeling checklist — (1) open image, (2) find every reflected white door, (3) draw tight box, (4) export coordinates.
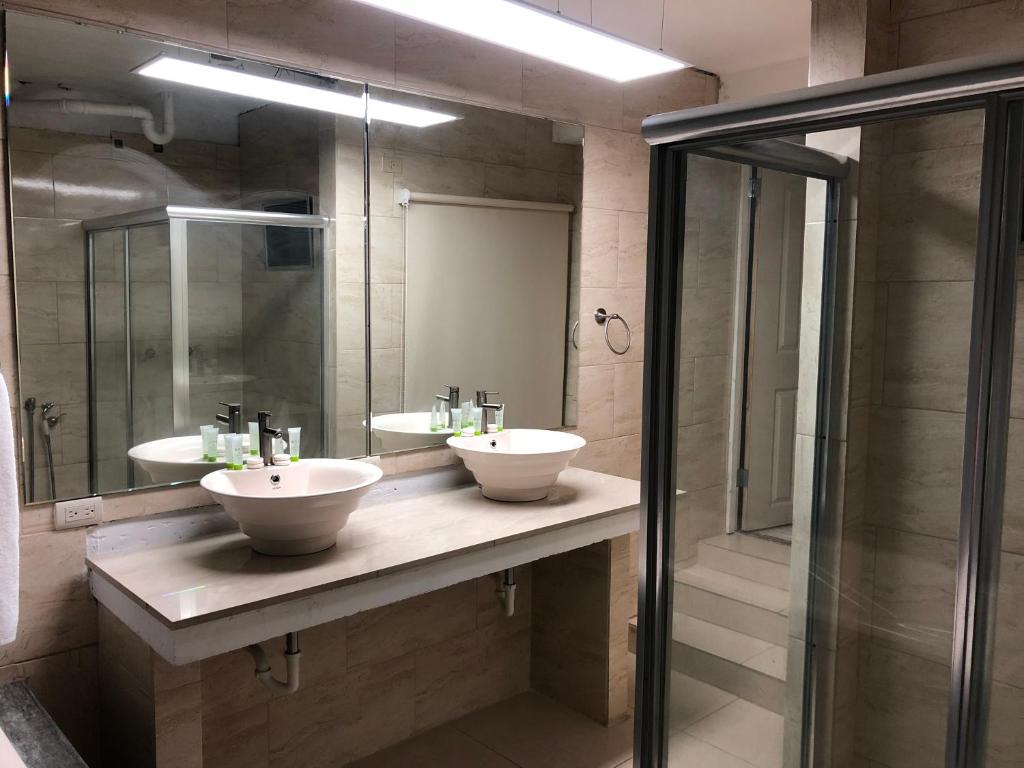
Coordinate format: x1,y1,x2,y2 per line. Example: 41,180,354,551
742,168,805,531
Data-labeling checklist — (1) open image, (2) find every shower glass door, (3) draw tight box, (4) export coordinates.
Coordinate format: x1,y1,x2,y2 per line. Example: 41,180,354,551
637,75,1024,766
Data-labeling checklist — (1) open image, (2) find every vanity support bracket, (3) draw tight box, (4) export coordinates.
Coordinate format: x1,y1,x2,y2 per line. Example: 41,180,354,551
497,568,517,618
246,631,301,695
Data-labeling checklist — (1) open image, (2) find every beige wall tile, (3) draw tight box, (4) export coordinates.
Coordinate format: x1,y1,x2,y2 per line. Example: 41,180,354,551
580,209,619,289
621,69,710,133
227,0,395,85
15,282,58,345
616,211,647,290
882,281,972,412
571,433,642,480
867,406,963,540
876,144,982,283
413,622,530,732
870,527,957,664
859,643,949,767
612,361,642,438
576,364,614,441
677,419,725,493
52,155,168,220
10,151,54,218
395,20,523,110
675,484,727,563
0,528,94,666
992,550,1024,688
522,61,622,131
203,702,269,768
531,542,611,723
13,218,85,284
581,127,649,213
268,655,416,767
897,0,1024,66
22,0,229,47
346,581,477,668
483,164,560,202
155,681,203,768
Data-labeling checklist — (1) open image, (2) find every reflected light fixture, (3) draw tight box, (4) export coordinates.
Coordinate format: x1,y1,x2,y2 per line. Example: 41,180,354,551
349,0,688,82
135,56,458,127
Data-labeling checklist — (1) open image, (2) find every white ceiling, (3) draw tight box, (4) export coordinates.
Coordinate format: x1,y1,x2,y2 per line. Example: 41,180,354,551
530,0,811,75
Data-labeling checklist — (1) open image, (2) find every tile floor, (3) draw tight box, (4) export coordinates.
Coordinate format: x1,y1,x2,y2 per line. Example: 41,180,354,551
353,672,783,768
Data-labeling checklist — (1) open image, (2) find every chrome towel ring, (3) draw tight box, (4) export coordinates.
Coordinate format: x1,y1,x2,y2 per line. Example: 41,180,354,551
594,307,631,355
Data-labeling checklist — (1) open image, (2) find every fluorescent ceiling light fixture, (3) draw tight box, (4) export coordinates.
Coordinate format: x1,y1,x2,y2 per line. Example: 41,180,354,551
136,56,457,127
349,0,687,82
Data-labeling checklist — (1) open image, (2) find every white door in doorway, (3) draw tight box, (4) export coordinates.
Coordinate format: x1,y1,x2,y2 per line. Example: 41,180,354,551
742,168,805,531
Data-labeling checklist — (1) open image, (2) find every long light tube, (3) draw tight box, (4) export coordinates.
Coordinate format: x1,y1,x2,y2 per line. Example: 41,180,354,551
349,0,688,82
136,56,458,127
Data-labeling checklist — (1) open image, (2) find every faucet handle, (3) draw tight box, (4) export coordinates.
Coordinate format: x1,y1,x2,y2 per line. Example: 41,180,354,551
476,390,500,405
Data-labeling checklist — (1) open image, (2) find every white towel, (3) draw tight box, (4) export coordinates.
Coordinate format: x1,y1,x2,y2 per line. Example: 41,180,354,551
0,373,18,646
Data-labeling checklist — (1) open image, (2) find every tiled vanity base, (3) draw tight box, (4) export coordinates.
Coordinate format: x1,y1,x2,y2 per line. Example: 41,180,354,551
90,466,641,767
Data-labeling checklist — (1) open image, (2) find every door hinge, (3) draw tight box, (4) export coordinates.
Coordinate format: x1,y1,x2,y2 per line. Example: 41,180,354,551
736,467,749,488
748,177,761,199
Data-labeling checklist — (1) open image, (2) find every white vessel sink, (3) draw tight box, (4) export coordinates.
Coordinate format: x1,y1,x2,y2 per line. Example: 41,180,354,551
447,429,586,502
128,434,249,484
371,411,452,451
200,459,382,556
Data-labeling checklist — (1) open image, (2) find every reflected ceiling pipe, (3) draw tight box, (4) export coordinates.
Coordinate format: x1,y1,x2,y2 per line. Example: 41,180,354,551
18,91,175,146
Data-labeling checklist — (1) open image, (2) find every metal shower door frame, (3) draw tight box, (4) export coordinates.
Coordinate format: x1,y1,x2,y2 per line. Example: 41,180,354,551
636,53,1024,768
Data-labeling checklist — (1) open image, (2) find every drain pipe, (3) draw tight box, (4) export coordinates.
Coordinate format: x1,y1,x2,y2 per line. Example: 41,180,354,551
20,92,175,146
246,632,301,695
497,568,517,617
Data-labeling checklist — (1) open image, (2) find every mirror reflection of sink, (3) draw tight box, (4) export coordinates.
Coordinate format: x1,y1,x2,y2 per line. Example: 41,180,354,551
127,434,251,484
371,412,452,452
447,429,586,502
200,459,383,555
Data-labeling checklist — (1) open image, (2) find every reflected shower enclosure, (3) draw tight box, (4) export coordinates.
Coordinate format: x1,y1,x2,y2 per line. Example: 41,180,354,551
84,205,327,493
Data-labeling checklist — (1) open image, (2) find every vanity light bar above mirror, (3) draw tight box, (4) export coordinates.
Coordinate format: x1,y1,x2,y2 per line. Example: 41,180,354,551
349,0,688,82
135,56,459,127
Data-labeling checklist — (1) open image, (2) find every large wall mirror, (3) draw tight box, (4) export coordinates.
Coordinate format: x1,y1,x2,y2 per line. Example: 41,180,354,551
5,10,583,504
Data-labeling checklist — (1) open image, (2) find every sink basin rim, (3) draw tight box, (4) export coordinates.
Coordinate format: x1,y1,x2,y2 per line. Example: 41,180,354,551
446,429,585,455
200,458,383,501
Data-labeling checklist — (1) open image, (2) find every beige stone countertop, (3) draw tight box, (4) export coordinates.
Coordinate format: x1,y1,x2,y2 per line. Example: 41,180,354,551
87,466,641,632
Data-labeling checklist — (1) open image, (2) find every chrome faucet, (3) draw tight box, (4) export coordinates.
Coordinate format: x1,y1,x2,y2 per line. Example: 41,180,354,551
217,402,242,434
257,411,284,467
437,385,459,427
475,390,503,433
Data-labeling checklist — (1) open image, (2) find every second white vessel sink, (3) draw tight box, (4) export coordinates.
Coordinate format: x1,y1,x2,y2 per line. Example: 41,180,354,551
128,434,249,484
370,411,452,451
200,458,383,555
447,429,586,502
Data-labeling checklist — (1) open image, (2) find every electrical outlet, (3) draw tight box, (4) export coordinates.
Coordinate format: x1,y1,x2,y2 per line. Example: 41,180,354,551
381,156,403,174
54,497,103,530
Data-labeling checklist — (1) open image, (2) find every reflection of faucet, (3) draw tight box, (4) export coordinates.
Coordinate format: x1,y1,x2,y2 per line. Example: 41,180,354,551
217,402,242,434
437,385,459,427
258,411,285,467
476,390,503,433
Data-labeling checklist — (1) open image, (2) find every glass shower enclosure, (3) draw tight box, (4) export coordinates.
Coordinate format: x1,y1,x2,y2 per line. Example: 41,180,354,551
83,205,328,493
635,54,1024,768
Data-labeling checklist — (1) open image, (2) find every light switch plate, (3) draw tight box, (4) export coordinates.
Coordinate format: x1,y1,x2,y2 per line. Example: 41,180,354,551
381,155,403,174
54,496,103,530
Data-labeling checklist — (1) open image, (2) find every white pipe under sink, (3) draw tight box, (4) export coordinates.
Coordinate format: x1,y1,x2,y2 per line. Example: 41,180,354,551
246,632,301,694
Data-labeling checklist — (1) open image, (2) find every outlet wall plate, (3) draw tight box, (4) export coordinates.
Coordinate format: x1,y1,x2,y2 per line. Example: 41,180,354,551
54,496,103,530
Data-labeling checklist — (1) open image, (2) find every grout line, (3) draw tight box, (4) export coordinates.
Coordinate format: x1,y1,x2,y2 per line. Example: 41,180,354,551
448,710,531,768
